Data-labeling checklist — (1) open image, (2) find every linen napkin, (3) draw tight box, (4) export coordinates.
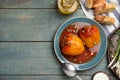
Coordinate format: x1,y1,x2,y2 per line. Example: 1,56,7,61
81,0,120,36
104,0,120,36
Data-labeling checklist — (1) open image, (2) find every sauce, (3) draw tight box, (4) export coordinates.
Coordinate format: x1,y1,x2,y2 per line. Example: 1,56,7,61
63,48,97,64
59,22,100,64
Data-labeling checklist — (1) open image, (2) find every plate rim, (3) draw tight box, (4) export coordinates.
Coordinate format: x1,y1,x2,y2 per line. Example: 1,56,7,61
54,16,107,70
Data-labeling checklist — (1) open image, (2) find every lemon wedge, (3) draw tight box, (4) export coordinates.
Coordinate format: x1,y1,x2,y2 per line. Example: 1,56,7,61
58,0,79,14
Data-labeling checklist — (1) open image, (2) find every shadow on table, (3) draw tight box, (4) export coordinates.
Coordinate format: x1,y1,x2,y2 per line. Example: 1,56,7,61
0,0,30,7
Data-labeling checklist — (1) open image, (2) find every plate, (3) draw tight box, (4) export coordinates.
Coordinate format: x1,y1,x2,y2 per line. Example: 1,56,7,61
54,17,107,70
107,28,120,79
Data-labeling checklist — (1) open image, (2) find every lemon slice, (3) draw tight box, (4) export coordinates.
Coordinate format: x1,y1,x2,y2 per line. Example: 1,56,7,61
58,0,79,14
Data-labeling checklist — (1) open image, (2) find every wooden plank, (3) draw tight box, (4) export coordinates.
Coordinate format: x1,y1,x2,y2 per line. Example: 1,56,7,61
0,0,118,80
0,9,84,41
0,0,57,8
0,75,118,80
0,42,114,75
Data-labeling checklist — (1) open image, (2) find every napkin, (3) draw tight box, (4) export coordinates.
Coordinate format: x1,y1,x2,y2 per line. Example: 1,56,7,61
105,0,120,36
81,0,120,36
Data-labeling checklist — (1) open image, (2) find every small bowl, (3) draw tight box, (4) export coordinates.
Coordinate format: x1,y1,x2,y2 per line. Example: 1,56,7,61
92,71,110,80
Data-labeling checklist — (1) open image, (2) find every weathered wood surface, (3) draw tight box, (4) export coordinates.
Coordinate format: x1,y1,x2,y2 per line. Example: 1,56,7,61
0,9,83,41
0,42,118,79
0,0,57,8
0,42,109,74
0,0,118,80
0,76,118,80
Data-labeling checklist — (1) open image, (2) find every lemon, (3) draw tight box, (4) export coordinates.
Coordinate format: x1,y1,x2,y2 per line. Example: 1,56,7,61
58,0,79,14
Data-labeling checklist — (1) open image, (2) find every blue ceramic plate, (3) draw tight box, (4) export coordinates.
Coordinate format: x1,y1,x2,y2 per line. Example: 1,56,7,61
54,17,107,70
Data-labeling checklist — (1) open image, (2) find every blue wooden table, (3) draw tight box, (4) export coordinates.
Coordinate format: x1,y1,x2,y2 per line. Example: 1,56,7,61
0,0,119,80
